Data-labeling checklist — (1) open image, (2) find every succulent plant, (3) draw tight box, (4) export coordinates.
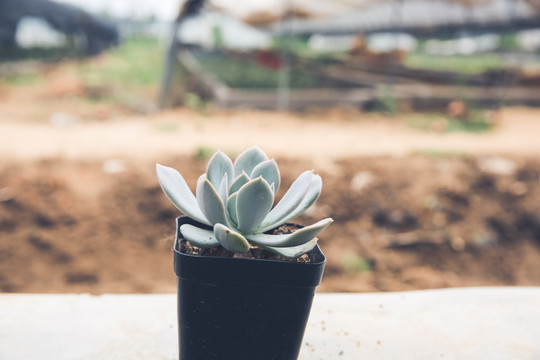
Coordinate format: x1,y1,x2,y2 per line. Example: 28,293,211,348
156,146,333,258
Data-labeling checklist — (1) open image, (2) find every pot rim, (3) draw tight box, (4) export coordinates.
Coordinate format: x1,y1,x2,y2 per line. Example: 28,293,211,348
173,216,326,287
173,216,326,265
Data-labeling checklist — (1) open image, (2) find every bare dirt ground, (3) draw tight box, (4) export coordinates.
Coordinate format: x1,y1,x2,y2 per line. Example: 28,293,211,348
1,63,540,293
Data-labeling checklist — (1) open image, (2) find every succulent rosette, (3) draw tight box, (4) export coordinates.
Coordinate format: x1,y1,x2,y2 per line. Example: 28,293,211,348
156,146,333,258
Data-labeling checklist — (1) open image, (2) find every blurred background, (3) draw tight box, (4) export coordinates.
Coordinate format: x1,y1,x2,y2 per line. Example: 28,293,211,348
1,0,540,294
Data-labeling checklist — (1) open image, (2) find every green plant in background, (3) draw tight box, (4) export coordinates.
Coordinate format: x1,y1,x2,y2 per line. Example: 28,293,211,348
272,36,310,57
341,253,372,273
374,85,398,115
184,92,213,112
447,109,493,133
195,55,321,90
404,53,503,74
0,43,79,62
78,37,162,94
212,25,225,48
406,109,494,134
156,146,333,258
195,146,218,161
499,33,519,52
1,72,43,87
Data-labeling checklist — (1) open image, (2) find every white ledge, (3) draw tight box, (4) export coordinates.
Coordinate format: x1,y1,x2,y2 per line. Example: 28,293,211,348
1,287,539,359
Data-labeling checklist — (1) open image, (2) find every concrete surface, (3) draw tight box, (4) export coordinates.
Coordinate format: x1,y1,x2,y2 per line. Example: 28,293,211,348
1,287,539,360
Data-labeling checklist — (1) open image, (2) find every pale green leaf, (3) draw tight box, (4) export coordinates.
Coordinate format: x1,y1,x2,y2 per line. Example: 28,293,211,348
196,178,228,227
227,192,239,227
247,218,333,247
258,238,319,258
197,174,206,188
206,151,233,188
236,177,274,233
233,146,268,179
229,172,250,195
279,174,322,224
251,159,280,194
180,224,219,248
257,170,313,232
214,223,250,253
156,164,210,225
218,173,229,204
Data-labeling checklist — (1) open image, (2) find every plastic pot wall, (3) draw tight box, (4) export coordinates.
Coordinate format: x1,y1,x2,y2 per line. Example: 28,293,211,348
173,216,326,360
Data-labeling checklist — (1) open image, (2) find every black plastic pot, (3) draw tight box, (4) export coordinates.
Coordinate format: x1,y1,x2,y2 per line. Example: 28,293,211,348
173,216,326,360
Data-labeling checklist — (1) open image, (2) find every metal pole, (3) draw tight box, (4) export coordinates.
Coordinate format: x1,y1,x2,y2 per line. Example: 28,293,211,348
158,0,206,109
277,3,291,111
496,0,517,109
158,20,182,108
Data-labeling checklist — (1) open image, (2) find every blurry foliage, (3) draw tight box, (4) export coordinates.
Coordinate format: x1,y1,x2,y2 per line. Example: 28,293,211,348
499,33,520,52
1,72,43,86
446,112,493,133
341,253,372,273
184,92,213,113
212,25,225,48
195,146,218,161
407,110,494,133
184,92,203,109
373,85,398,115
78,37,163,93
404,53,503,74
272,36,310,56
195,55,321,90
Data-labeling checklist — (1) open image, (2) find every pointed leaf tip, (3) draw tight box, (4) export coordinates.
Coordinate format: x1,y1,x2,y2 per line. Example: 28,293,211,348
257,170,313,232
251,158,281,194
206,150,233,189
229,171,250,195
233,146,269,179
236,177,274,233
155,164,210,225
247,218,333,248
